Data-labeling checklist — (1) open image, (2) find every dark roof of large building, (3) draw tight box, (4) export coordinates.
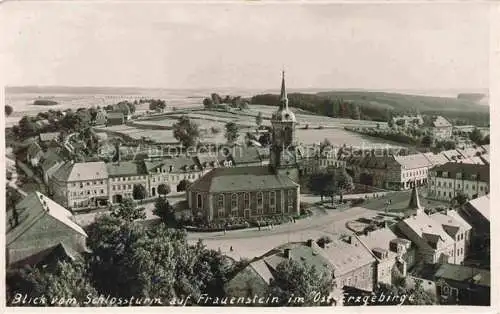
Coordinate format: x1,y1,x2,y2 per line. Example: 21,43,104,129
52,161,108,182
229,146,263,165
7,192,87,245
107,161,148,177
430,162,489,182
435,264,490,287
145,156,200,173
188,166,298,193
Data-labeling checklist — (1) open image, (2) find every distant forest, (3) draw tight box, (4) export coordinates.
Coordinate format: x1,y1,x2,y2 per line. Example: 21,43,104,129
251,91,489,126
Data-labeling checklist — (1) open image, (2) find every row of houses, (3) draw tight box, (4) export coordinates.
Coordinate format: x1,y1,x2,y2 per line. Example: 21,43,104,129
339,145,489,192
46,147,271,210
227,190,490,305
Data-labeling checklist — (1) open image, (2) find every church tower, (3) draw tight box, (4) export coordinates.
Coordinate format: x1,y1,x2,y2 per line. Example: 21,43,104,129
269,70,300,182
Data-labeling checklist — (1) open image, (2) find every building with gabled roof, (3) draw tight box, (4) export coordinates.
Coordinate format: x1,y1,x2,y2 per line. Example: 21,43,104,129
355,226,414,285
427,162,489,201
459,195,490,262
6,192,88,268
39,132,60,143
396,204,472,265
107,161,149,203
145,156,204,196
186,72,301,222
431,116,453,139
187,165,299,220
410,263,490,305
49,161,109,209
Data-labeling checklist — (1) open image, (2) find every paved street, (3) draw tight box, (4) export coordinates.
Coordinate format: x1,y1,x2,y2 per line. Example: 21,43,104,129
188,206,383,260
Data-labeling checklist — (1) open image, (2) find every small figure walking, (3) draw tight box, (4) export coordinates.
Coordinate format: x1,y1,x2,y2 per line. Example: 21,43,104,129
230,246,233,252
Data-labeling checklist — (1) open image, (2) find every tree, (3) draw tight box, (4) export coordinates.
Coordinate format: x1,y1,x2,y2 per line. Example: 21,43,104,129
452,192,469,207
395,119,406,127
203,98,214,110
157,183,171,197
148,99,167,112
255,112,263,127
176,179,191,192
132,184,147,201
333,168,354,203
351,104,361,120
211,93,222,105
308,174,329,201
225,122,239,144
153,196,176,226
267,259,332,306
7,260,97,307
5,105,13,117
469,128,484,145
421,135,433,148
173,116,200,148
210,126,221,134
86,216,233,303
258,132,271,146
111,198,146,222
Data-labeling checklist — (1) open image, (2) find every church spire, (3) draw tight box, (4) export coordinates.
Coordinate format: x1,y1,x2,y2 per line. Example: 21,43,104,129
408,183,424,215
280,69,288,109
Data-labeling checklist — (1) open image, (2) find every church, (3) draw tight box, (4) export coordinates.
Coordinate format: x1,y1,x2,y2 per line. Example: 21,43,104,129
187,72,302,221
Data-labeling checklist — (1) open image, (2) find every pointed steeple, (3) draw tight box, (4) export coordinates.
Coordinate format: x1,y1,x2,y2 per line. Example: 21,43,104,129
279,69,288,109
408,183,423,215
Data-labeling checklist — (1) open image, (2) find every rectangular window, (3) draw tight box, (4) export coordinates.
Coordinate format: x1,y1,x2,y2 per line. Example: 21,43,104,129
101,189,104,194
231,193,238,209
257,192,263,208
244,193,250,209
197,194,202,209
287,190,294,212
217,194,224,209
270,191,276,213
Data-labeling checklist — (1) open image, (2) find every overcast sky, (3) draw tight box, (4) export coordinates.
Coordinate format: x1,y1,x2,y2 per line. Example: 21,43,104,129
0,2,490,90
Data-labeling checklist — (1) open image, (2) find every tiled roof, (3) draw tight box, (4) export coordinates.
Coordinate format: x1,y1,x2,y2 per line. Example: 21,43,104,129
52,161,108,182
433,116,452,128
434,264,490,287
229,146,263,165
107,111,124,119
7,192,87,245
39,132,60,142
394,153,433,170
357,227,402,259
399,214,454,249
466,195,490,221
264,243,334,276
188,166,298,193
430,162,489,182
107,161,148,177
440,150,463,161
430,211,471,238
318,239,376,275
423,153,449,166
145,157,200,173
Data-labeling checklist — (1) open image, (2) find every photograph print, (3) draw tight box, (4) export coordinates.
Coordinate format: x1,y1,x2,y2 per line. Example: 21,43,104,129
1,1,493,309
